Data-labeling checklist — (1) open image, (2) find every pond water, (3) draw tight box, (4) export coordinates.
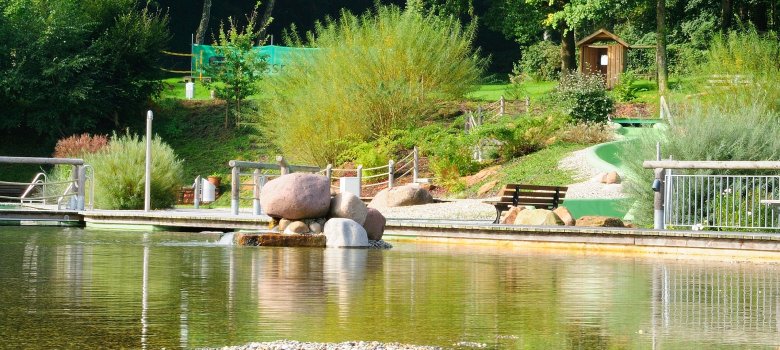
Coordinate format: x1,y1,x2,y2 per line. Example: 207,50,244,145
1,227,779,349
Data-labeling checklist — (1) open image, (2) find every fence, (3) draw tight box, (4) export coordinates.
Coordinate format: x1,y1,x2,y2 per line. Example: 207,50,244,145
0,157,93,210
226,148,423,215
643,160,780,230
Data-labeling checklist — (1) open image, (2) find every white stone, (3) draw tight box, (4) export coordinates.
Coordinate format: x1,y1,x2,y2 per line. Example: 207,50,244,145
323,218,369,248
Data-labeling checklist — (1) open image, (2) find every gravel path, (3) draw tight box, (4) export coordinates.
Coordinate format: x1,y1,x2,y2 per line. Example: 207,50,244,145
557,148,626,199
208,340,443,350
373,199,495,221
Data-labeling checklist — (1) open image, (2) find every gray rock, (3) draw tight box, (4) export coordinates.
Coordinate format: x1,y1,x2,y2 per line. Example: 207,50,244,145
329,192,368,225
369,185,433,208
309,222,322,234
513,209,565,226
259,173,331,220
284,221,310,234
323,218,369,248
363,208,386,240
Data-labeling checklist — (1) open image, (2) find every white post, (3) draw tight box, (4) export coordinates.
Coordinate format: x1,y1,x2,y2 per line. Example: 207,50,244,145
413,147,419,183
356,165,363,198
144,110,153,212
231,166,240,215
194,175,201,209
388,160,395,188
499,95,505,116
252,169,261,215
326,164,333,183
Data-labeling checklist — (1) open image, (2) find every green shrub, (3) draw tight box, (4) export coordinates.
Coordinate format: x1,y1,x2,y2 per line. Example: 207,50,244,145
506,63,529,100
518,40,561,82
555,72,614,123
611,71,638,102
262,5,484,166
477,115,564,161
560,122,614,144
86,132,183,210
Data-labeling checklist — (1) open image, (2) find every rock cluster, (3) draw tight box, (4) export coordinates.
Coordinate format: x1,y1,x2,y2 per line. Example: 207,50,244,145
260,174,433,249
500,206,623,227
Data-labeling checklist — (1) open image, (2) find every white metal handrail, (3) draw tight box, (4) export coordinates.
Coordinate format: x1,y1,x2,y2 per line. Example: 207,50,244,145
20,172,48,204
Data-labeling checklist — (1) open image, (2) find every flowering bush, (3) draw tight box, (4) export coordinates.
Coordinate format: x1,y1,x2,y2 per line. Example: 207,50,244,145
53,133,109,158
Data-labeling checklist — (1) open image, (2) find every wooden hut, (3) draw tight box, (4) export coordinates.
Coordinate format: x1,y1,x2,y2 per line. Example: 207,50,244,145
577,29,631,89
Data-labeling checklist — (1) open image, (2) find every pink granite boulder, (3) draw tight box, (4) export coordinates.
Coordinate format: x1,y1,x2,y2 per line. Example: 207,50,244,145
369,185,433,208
363,208,386,240
329,192,368,225
260,173,331,220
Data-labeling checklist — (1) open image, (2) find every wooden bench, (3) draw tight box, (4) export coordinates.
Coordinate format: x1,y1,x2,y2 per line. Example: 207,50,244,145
484,184,567,224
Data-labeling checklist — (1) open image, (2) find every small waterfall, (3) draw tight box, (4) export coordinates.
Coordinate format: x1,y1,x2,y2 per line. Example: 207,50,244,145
217,232,235,246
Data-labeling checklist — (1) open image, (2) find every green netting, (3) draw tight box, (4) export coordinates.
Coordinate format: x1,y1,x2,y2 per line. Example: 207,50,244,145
191,44,317,77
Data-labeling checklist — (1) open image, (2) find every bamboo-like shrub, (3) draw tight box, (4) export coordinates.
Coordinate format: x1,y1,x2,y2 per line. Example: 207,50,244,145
86,132,183,210
262,5,484,166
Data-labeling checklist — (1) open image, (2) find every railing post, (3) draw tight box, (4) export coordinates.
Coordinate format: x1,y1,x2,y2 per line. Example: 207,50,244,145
76,165,86,210
388,160,395,189
413,146,419,183
654,167,666,230
194,175,201,209
326,164,333,183
499,95,505,116
356,165,363,198
277,155,290,175
253,169,261,215
231,166,240,215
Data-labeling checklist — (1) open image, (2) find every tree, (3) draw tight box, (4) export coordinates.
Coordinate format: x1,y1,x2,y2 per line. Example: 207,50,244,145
195,0,212,45
204,3,270,128
0,0,170,138
657,0,668,94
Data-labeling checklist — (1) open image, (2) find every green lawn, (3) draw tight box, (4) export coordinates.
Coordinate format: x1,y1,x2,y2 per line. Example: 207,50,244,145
466,81,556,102
158,77,266,100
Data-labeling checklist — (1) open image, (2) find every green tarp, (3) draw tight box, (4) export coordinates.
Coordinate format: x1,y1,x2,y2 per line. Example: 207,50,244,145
191,44,317,76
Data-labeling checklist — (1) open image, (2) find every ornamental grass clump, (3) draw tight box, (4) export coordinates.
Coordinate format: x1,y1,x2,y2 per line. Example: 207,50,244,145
86,132,183,210
262,5,484,166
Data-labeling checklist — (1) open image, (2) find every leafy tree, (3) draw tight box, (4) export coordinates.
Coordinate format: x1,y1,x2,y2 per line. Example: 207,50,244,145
0,0,169,138
204,3,270,128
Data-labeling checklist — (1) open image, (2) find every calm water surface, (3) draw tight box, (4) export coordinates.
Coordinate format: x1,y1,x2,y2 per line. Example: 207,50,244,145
1,227,779,349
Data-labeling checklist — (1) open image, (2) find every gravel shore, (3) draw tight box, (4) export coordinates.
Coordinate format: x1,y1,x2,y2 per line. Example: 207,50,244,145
209,340,442,350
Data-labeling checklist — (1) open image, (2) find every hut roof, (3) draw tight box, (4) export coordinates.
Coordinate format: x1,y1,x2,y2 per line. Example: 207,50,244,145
576,29,630,48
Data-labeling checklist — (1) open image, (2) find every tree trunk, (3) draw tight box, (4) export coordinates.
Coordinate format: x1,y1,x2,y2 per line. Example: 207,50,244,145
560,26,576,73
656,0,668,95
721,0,732,33
195,0,212,45
257,0,276,45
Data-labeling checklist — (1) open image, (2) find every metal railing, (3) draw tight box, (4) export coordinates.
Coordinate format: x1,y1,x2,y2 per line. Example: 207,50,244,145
0,157,92,210
643,160,780,230
665,173,780,230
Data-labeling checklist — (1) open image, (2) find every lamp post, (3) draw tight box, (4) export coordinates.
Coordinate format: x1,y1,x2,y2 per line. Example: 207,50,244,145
144,110,153,212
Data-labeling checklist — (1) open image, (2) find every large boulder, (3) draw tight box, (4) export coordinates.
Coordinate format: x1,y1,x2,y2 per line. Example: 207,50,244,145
323,218,369,248
576,216,625,227
501,206,526,224
260,173,331,220
363,208,386,240
553,206,576,226
368,185,433,208
513,209,565,226
329,192,368,225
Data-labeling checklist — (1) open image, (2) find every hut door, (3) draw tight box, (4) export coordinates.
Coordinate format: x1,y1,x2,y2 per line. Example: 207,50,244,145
606,44,625,89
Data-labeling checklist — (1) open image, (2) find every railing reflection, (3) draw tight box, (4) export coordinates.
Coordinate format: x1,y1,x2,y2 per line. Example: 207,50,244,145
652,262,780,345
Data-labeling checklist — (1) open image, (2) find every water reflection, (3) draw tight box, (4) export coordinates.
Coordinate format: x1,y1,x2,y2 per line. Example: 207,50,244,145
0,227,779,349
